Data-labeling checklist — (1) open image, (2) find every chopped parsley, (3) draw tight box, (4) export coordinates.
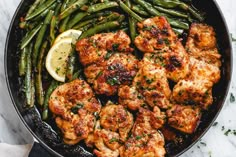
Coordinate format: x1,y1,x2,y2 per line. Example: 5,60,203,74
112,43,119,51
107,77,120,86
230,93,235,103
104,50,114,60
224,129,231,136
135,135,142,140
71,103,84,114
212,122,218,127
95,71,103,79
109,137,119,143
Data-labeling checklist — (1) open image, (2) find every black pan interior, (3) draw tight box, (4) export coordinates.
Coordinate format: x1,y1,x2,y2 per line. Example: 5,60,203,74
5,0,232,157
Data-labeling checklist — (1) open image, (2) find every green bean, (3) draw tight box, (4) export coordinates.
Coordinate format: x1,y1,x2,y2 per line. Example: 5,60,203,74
25,0,56,21
50,3,62,44
72,70,82,80
86,2,119,13
19,47,28,76
66,50,77,81
131,5,149,17
98,12,120,24
36,41,48,106
118,0,143,22
82,11,111,21
125,0,137,42
59,16,70,32
79,21,120,39
149,0,204,21
67,12,88,29
74,19,97,30
42,80,59,120
134,0,189,29
33,10,54,67
25,0,45,19
25,44,34,107
61,0,70,12
20,24,42,50
172,27,184,35
154,6,188,18
59,0,89,20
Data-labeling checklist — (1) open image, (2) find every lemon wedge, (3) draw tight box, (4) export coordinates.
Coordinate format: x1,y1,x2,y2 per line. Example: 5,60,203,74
46,38,73,82
54,29,82,44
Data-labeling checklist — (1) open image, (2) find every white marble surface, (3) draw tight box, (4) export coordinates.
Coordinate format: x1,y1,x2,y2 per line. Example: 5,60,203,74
0,0,236,156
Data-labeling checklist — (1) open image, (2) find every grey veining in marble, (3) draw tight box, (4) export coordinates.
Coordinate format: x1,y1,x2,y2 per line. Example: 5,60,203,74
0,0,236,157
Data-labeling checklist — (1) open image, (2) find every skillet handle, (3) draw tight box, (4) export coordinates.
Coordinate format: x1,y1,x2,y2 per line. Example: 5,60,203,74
28,142,52,157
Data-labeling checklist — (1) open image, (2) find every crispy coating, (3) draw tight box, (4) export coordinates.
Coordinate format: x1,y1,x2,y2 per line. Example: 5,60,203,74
49,79,101,145
172,79,213,109
84,53,139,96
134,16,177,53
132,107,166,136
143,41,190,82
92,122,122,157
185,23,221,67
135,16,190,82
119,131,166,157
76,31,133,66
118,85,145,110
188,57,220,84
100,102,134,141
133,62,171,109
166,105,201,134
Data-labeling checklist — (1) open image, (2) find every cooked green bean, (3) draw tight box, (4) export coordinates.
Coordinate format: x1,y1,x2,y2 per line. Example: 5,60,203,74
134,0,189,29
118,0,143,22
59,0,89,20
33,10,54,67
50,3,62,44
19,47,28,76
36,41,48,106
82,11,111,21
25,44,34,107
25,0,56,21
67,12,88,29
61,0,70,12
125,0,137,42
172,27,184,34
74,18,97,30
66,50,77,81
131,5,149,17
154,6,188,18
79,21,120,39
21,24,42,50
42,80,59,120
86,2,119,13
98,12,120,24
72,70,82,80
149,0,204,21
59,16,70,32
25,0,45,19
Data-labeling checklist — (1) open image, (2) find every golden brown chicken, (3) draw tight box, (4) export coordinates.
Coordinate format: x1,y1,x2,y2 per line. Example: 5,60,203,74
77,31,139,96
185,23,221,67
119,131,166,157
100,101,134,141
134,16,177,53
84,53,139,96
166,105,201,134
49,79,101,145
118,85,145,110
76,30,133,66
91,121,122,157
133,62,171,109
134,16,190,82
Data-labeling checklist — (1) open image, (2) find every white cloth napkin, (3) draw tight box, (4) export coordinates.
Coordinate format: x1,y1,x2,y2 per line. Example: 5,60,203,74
0,143,33,157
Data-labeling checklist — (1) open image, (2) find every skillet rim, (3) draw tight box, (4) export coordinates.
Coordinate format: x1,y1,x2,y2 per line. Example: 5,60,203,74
4,0,233,156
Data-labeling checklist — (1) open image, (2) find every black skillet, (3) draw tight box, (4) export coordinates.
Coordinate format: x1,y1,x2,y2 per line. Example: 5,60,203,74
4,0,232,156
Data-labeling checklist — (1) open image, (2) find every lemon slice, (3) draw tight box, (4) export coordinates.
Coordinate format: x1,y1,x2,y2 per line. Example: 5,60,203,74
54,29,82,44
46,38,73,82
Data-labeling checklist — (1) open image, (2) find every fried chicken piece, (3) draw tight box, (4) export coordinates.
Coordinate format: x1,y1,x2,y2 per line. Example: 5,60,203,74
76,30,133,66
118,85,145,110
134,16,177,53
49,79,101,145
92,122,122,157
135,16,190,82
166,105,201,134
132,107,166,136
133,62,171,109
143,41,190,82
172,79,213,109
185,23,221,67
84,53,138,96
100,102,134,141
188,57,220,84
119,131,166,157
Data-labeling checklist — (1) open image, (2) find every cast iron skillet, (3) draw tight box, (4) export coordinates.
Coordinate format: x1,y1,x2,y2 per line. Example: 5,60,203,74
4,0,232,156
